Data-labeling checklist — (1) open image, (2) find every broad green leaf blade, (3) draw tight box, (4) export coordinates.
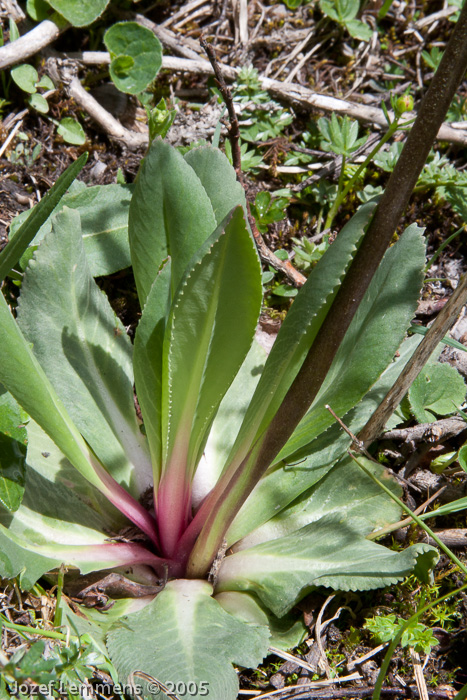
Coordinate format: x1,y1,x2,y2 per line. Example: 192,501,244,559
11,64,38,93
0,152,87,282
163,206,262,472
25,419,124,525
17,208,152,496
104,22,162,95
45,0,109,26
0,388,27,512
217,518,437,617
223,202,376,478
129,139,217,306
106,580,270,700
57,118,86,145
227,335,421,545
277,223,426,461
157,207,262,555
0,283,108,494
0,420,164,588
184,146,247,225
193,340,266,507
0,525,163,590
409,363,466,423
9,183,134,277
134,259,172,482
234,456,401,551
0,418,120,587
215,590,306,651
345,18,373,41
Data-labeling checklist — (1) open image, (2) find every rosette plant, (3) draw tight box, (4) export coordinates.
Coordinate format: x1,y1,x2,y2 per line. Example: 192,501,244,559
0,138,440,697
4,19,467,686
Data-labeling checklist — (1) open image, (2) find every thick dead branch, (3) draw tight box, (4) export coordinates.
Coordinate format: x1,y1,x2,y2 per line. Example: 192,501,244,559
133,13,202,60
0,0,25,21
0,20,62,70
66,52,467,147
381,417,467,444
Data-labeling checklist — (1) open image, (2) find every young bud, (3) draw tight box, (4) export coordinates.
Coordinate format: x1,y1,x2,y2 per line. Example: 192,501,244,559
395,94,414,114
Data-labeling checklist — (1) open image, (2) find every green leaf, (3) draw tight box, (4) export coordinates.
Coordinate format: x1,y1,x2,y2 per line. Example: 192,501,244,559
9,183,134,277
0,152,87,283
57,118,86,145
129,139,217,306
227,335,421,545
162,206,262,478
319,0,339,20
272,283,297,298
234,456,402,551
11,64,38,93
44,0,110,26
36,74,54,90
345,18,373,41
278,223,425,461
217,513,437,617
336,0,360,20
104,22,162,95
0,388,27,512
457,443,467,472
0,422,123,589
134,260,172,481
215,590,306,651
0,287,107,496
183,146,247,226
223,202,376,481
111,54,135,76
195,341,266,506
409,363,466,423
106,580,270,700
27,92,49,113
26,0,53,21
17,208,152,497
0,419,160,589
409,324,467,353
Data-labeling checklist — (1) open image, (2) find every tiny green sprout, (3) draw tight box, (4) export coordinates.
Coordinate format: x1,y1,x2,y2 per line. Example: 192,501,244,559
364,613,438,655
395,94,415,115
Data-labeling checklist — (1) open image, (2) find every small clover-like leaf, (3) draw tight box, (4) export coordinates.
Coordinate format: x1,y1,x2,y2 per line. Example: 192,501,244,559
409,363,466,423
45,0,110,26
27,93,49,113
104,22,162,95
57,118,86,145
11,64,38,93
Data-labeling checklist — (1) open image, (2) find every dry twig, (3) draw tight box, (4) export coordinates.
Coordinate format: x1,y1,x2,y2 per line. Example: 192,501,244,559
200,38,306,288
359,274,467,445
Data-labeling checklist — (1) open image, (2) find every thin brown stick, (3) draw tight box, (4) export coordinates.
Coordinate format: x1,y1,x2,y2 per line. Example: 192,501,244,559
200,37,242,180
261,687,457,700
200,38,306,288
367,487,446,540
358,273,467,446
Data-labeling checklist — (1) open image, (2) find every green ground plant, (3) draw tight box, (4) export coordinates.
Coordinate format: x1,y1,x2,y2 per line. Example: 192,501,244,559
0,138,439,699
1,4,467,699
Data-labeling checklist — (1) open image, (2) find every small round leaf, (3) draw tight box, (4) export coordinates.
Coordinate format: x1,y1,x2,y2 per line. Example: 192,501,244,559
44,0,110,26
11,64,38,94
36,74,55,90
26,0,53,21
27,93,49,113
104,22,162,95
57,118,86,145
111,54,135,78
